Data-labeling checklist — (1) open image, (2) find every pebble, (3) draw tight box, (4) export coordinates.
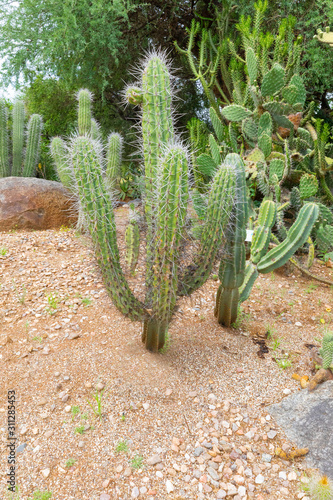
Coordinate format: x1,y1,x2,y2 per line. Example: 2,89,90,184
37,398,48,406
288,471,298,481
238,486,247,497
283,388,291,395
279,472,287,480
65,405,71,413
262,453,272,463
207,467,219,481
16,443,27,453
85,382,92,388
166,480,174,493
216,490,227,499
131,486,139,498
69,332,80,340
267,430,277,439
147,454,162,466
41,468,50,478
140,487,147,494
78,441,84,448
96,382,105,391
226,483,238,496
165,388,173,396
116,465,123,473
124,467,132,476
45,430,54,438
20,426,28,436
99,495,110,500
142,403,150,410
255,474,265,484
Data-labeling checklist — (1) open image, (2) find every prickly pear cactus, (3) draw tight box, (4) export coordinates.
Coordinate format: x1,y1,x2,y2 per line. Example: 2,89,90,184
299,173,319,199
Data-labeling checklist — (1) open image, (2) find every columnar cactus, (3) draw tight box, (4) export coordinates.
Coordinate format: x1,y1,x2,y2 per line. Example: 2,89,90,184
50,137,73,190
125,206,140,275
0,98,42,178
12,100,25,176
77,89,92,136
106,132,123,188
22,114,43,177
0,99,9,177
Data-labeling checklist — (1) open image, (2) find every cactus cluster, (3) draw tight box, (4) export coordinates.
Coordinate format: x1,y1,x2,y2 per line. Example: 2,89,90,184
308,474,333,500
0,99,43,178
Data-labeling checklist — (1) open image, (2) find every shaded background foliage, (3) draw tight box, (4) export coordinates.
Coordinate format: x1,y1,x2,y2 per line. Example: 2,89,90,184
0,0,332,177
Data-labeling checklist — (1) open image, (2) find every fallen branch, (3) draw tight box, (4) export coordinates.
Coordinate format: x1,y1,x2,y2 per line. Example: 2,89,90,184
290,257,333,286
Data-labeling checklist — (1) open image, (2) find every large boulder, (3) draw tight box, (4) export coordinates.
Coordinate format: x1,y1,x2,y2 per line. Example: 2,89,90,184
0,177,78,231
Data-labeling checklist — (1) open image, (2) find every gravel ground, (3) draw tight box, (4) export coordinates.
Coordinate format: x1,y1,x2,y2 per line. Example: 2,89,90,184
0,214,332,500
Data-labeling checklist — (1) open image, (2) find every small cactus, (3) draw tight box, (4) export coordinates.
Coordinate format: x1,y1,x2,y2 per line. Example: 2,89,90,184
308,474,333,500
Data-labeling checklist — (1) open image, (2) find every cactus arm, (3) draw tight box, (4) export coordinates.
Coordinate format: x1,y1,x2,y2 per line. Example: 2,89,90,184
250,200,277,264
22,114,43,177
105,132,123,189
178,161,235,296
90,118,101,140
257,203,319,274
239,262,259,304
125,219,140,275
12,100,25,176
50,136,74,190
77,89,92,135
0,99,9,177
71,136,148,322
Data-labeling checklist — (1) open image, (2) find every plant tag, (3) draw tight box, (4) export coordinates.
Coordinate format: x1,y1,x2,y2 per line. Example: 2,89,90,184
246,229,254,242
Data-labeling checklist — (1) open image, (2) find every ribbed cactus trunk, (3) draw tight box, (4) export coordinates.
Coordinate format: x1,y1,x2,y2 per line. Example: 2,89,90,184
22,114,43,177
0,99,9,177
127,55,174,305
51,137,73,190
143,145,188,351
71,136,148,321
77,89,92,136
12,100,25,176
106,132,123,188
215,154,248,327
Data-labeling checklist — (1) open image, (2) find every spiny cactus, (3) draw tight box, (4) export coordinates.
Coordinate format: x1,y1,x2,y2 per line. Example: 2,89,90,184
0,99,9,177
319,331,333,370
125,206,140,275
239,201,319,303
77,89,92,136
300,173,319,199
50,137,73,190
12,100,25,176
22,114,43,177
106,132,123,189
308,474,333,500
215,154,248,326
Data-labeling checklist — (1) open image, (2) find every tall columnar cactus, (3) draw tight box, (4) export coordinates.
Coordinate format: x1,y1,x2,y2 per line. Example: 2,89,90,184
22,114,43,177
12,100,25,176
126,54,174,304
77,89,92,136
50,136,73,190
106,132,123,188
0,99,9,177
125,206,140,275
215,154,248,327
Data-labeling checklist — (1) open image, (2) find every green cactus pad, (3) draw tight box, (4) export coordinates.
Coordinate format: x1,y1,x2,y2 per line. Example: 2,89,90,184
258,112,273,138
290,186,302,210
269,159,285,182
282,85,301,106
299,173,319,199
289,74,306,107
318,203,333,225
261,63,285,97
222,105,253,122
257,203,319,273
242,118,258,141
258,133,272,158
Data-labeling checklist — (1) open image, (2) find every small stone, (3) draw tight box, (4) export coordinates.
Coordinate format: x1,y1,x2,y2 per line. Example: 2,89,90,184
54,371,60,377
147,454,162,466
147,491,156,496
131,486,139,498
65,405,71,413
267,430,277,439
238,486,247,497
142,403,150,410
262,453,272,463
279,471,287,480
165,388,173,396
17,443,27,453
20,426,28,436
69,332,80,340
227,483,238,496
99,495,111,500
295,322,302,327
62,394,69,403
41,468,50,478
172,436,180,446
116,465,123,473
194,446,204,457
45,430,54,438
78,441,84,448
124,467,132,477
216,490,227,499
140,487,147,494
85,382,92,388
207,467,219,481
255,474,265,484
283,388,291,395
166,480,174,493
37,398,48,406
189,391,197,397
32,428,39,435
96,382,105,391
156,471,163,479
288,471,297,481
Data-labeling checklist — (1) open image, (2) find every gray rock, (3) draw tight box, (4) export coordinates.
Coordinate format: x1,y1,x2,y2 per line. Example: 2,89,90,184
268,381,333,479
194,446,204,456
207,467,220,481
261,453,272,463
202,440,213,449
16,443,27,453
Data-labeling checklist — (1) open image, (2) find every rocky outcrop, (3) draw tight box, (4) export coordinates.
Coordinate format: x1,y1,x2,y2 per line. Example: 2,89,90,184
0,177,78,231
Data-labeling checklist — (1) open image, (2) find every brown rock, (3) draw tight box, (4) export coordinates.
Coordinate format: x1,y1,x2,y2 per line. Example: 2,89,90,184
0,177,77,231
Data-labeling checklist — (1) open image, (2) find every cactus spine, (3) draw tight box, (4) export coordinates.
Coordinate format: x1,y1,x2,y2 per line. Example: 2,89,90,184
22,114,43,177
12,100,25,176
0,99,9,177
